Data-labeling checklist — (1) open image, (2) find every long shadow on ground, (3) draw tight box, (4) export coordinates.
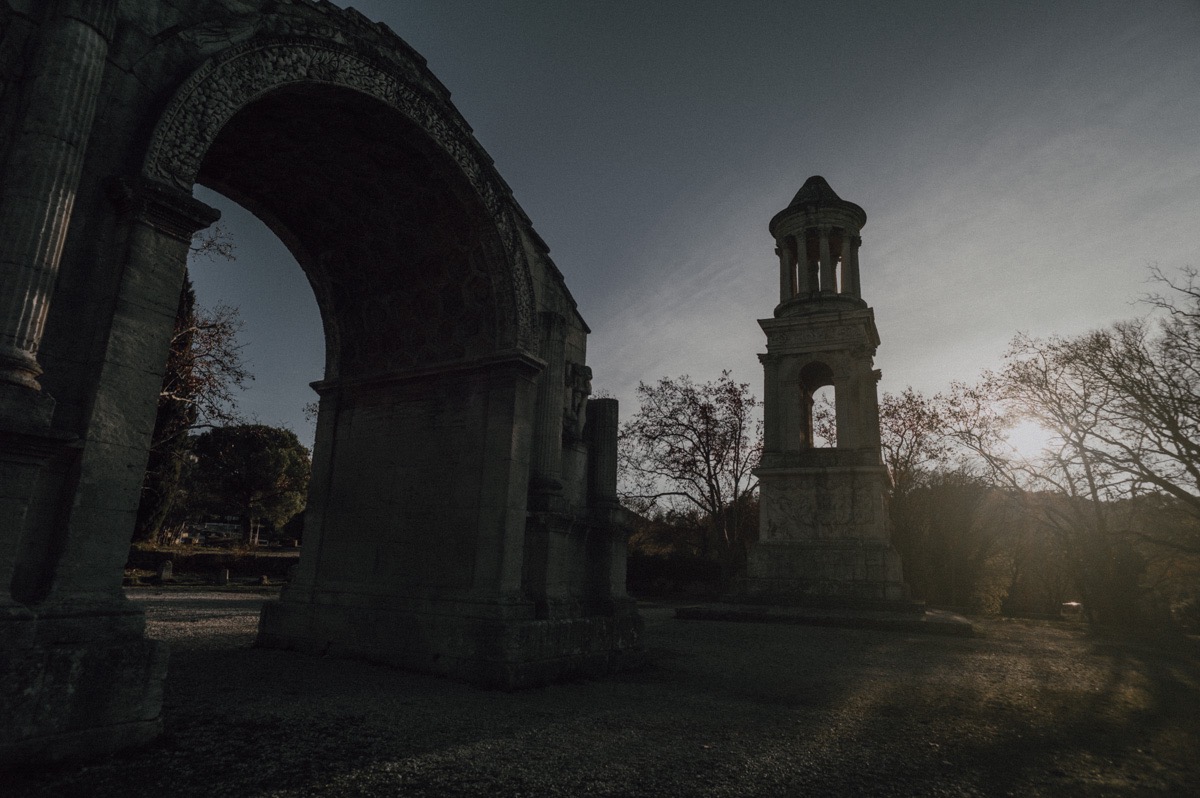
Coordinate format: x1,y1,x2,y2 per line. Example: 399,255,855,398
7,593,1199,797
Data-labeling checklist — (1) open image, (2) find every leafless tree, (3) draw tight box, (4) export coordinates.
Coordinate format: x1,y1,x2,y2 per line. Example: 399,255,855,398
136,226,250,542
619,370,762,570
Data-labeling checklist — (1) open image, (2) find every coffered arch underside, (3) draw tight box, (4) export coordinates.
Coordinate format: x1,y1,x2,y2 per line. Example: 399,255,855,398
141,37,536,352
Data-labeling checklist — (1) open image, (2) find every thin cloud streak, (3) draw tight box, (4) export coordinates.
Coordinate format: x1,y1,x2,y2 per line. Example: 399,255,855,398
187,1,1200,438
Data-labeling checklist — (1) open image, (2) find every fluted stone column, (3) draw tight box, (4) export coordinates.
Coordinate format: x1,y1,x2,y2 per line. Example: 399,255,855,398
818,227,836,294
839,234,852,296
797,232,814,295
843,235,862,298
776,242,792,303
0,0,118,402
0,0,115,645
0,433,67,631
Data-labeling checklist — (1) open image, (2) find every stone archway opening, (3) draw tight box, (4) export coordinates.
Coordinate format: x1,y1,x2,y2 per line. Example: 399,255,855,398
178,81,513,579
186,186,323,444
181,78,533,619
196,82,507,383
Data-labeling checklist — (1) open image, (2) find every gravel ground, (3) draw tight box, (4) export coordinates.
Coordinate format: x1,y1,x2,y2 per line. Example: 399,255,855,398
8,588,1199,797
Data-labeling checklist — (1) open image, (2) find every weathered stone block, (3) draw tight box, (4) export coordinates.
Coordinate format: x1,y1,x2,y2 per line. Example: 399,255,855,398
0,635,167,766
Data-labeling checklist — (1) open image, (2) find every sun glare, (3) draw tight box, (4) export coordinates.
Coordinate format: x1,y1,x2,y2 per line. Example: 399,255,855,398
1006,419,1056,460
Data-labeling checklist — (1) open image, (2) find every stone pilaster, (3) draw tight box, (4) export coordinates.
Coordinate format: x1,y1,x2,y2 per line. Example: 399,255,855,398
758,353,780,453
0,0,118,398
0,429,70,639
529,312,567,504
582,397,632,611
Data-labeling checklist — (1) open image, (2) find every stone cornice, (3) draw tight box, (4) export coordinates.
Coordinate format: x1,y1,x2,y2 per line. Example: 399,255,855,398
310,349,545,395
106,176,219,241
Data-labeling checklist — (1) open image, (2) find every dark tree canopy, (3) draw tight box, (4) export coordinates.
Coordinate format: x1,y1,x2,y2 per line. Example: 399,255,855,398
189,424,311,545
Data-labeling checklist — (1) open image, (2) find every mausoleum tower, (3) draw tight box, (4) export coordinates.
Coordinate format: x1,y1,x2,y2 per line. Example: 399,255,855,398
744,176,908,603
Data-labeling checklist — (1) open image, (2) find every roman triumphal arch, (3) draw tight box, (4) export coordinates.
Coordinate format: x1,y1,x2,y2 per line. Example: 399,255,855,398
0,0,640,764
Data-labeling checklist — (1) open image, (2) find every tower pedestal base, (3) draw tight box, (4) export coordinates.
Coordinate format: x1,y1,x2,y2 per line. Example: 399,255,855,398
743,463,911,609
740,540,915,611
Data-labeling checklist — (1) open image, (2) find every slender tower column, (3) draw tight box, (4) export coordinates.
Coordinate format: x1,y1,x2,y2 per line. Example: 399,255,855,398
844,236,864,298
776,243,793,303
0,0,118,401
843,235,862,298
818,226,836,294
796,231,814,295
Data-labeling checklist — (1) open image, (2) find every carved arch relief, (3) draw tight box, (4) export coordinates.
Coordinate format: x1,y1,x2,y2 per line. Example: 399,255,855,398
141,37,536,349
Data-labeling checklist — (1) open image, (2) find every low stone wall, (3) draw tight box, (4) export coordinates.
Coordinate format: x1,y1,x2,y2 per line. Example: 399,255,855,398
125,548,300,580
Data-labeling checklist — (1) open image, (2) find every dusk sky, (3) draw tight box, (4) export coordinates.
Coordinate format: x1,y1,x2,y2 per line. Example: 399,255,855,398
188,0,1200,446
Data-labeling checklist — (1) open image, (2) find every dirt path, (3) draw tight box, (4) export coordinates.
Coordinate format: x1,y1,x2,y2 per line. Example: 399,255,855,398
8,591,1199,797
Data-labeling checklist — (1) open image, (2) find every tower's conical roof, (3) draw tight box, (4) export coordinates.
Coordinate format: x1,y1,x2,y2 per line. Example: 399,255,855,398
769,175,867,237
783,176,866,222
788,175,843,207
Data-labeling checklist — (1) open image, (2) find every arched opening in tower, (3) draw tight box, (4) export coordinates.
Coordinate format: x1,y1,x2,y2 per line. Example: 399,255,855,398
798,360,836,448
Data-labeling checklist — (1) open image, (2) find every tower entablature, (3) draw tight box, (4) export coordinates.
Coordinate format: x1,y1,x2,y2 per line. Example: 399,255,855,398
769,175,867,314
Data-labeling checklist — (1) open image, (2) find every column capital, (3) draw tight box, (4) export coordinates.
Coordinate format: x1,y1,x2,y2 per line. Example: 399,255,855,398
107,177,220,242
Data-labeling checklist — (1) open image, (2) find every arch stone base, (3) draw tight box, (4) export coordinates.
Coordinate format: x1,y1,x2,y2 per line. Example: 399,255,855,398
0,635,167,764
259,599,643,689
255,362,643,688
